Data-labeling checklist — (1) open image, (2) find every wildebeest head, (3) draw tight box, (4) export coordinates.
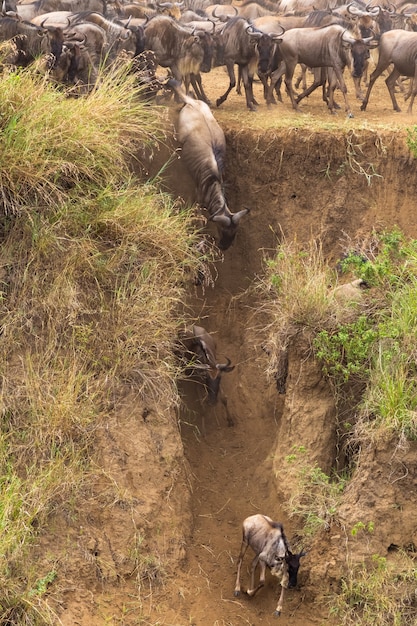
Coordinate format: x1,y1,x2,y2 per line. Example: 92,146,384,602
350,38,370,78
179,324,234,404
128,23,145,56
40,23,65,68
204,356,234,404
211,205,250,250
194,29,214,73
286,549,306,588
156,0,184,21
246,25,284,75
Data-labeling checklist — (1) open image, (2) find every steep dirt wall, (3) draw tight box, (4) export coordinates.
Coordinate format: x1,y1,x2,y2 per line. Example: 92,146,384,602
143,123,417,624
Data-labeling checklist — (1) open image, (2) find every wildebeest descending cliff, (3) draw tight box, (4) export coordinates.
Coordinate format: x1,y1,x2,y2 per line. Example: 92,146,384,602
168,79,249,250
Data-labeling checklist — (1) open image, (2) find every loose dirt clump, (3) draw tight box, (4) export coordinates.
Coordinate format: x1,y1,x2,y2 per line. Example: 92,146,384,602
39,67,417,625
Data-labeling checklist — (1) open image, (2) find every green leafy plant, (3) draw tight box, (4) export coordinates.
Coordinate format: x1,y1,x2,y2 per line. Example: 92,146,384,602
283,447,348,538
314,316,378,383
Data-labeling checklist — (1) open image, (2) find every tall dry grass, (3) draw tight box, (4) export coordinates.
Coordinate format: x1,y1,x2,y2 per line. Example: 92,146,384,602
0,60,207,623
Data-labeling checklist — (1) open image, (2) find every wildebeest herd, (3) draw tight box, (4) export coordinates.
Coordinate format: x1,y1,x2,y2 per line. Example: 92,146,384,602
2,0,413,615
2,0,417,108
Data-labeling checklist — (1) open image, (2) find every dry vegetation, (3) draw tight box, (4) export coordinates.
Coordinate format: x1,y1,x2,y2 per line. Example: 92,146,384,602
0,59,209,624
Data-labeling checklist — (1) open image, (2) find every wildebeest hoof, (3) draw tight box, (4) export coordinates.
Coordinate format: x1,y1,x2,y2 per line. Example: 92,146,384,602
347,112,354,118
273,610,281,617
234,590,241,597
216,97,224,107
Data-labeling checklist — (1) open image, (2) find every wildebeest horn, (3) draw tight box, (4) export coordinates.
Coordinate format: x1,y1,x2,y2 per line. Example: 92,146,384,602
270,25,285,38
246,24,263,38
231,207,250,224
212,4,238,18
347,3,361,15
156,1,172,6
361,28,376,43
341,28,357,45
207,18,216,33
217,357,235,372
212,214,232,226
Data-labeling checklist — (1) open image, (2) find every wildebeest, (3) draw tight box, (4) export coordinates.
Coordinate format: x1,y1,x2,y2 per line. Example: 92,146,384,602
0,14,65,68
144,14,214,100
69,11,137,62
268,23,374,116
234,514,306,617
178,323,235,425
169,79,249,250
332,278,368,303
215,16,283,110
14,0,106,21
115,0,184,20
360,29,417,113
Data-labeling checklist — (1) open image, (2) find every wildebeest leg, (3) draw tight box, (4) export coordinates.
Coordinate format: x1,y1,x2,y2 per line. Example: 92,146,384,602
360,58,390,111
294,63,307,90
406,66,417,114
234,539,249,596
190,72,211,104
284,61,301,111
267,60,285,106
258,70,273,103
386,66,403,112
325,68,341,113
216,60,236,107
273,568,289,616
236,64,242,95
274,583,286,617
240,64,258,110
247,555,265,596
332,65,353,117
295,72,324,104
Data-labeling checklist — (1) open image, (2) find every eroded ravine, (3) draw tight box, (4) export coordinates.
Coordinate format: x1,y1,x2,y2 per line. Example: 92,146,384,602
144,115,417,625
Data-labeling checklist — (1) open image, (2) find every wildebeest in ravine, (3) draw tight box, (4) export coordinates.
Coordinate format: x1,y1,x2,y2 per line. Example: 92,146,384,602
0,14,65,68
168,79,249,250
234,514,306,617
178,324,235,425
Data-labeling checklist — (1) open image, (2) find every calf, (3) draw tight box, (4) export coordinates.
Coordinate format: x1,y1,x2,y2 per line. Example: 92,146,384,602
234,514,305,617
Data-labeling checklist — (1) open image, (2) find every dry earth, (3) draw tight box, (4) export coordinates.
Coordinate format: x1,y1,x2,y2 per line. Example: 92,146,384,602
36,66,417,626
